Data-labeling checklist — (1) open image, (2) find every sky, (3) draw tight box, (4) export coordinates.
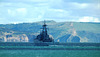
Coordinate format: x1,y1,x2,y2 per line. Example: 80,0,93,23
0,0,100,24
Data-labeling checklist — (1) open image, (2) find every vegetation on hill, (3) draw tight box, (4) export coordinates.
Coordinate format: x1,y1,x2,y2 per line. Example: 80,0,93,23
0,20,100,43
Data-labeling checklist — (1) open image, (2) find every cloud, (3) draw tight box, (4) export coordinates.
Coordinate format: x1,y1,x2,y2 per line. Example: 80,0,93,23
0,2,32,8
7,8,27,17
0,0,100,24
50,1,90,10
0,0,49,3
63,0,98,3
78,16,100,22
16,8,27,16
8,9,16,16
66,2,89,9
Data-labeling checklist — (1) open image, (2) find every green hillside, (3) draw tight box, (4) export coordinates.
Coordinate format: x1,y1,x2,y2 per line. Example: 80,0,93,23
0,21,100,43
73,22,100,33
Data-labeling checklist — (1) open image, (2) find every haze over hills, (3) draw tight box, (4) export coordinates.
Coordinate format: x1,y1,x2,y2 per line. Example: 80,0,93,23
0,20,100,43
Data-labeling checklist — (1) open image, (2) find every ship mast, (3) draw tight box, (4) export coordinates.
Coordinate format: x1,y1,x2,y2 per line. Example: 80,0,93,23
41,20,48,39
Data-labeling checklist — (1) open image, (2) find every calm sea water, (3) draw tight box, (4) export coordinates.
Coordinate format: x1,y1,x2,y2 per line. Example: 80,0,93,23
0,50,100,57
0,43,100,57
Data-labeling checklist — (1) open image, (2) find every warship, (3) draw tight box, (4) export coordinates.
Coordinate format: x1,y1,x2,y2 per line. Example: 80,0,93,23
34,20,54,46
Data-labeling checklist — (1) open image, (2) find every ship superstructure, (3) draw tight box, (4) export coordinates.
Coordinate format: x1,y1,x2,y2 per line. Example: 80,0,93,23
34,20,54,42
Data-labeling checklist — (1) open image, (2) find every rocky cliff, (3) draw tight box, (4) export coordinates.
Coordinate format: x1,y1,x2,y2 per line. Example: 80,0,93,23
0,27,28,42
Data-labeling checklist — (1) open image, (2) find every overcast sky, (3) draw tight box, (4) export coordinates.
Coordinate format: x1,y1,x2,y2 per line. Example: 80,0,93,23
0,0,100,24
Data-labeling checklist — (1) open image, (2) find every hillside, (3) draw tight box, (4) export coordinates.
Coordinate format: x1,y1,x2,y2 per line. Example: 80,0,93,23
0,27,29,42
0,20,100,43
